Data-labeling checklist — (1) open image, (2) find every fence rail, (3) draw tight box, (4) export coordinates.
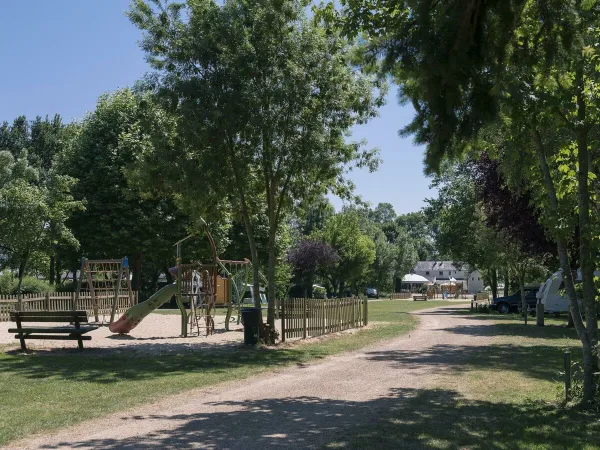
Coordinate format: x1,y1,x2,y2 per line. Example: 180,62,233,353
0,291,137,322
281,297,367,341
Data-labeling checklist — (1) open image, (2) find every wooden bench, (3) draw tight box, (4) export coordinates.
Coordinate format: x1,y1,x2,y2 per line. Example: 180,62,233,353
9,311,98,351
413,294,428,301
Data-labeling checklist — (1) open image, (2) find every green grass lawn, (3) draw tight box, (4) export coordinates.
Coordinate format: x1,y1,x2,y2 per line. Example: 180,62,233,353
329,310,600,450
0,299,458,446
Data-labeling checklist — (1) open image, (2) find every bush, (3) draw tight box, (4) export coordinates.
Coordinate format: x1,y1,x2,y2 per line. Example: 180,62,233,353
12,276,53,294
0,273,12,295
0,273,53,295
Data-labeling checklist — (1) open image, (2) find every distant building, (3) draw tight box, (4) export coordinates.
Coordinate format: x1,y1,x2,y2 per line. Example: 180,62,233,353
398,261,484,294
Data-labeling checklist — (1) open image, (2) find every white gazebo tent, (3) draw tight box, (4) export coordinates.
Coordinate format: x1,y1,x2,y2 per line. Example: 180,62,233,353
401,274,430,292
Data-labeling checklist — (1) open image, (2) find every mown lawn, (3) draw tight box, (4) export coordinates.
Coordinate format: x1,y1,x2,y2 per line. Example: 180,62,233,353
328,310,600,450
0,299,458,446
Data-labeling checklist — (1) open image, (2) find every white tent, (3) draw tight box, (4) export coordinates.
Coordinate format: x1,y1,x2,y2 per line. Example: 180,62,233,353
400,274,430,293
401,274,429,283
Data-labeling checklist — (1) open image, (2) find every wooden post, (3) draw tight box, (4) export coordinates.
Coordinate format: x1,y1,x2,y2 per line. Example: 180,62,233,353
73,257,85,312
45,292,50,311
110,258,126,325
281,297,286,342
363,296,368,326
564,350,571,402
536,300,544,326
302,297,307,339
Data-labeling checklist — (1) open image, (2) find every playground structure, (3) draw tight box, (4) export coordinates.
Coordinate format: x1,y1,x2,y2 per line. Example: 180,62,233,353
219,258,268,331
74,257,134,325
109,222,265,338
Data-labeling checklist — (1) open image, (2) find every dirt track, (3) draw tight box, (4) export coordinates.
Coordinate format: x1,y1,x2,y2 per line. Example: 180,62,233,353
6,304,492,450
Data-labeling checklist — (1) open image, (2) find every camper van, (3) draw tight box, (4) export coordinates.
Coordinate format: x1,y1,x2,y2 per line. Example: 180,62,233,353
538,269,600,313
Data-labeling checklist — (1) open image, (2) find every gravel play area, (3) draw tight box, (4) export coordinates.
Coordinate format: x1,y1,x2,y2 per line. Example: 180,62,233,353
0,312,261,354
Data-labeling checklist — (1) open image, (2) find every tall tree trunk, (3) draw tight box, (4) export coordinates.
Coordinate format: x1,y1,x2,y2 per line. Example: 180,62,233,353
49,255,56,285
238,203,261,311
504,270,509,297
534,127,596,403
131,252,143,292
489,269,498,300
267,227,277,331
17,258,27,295
518,266,527,325
575,76,598,401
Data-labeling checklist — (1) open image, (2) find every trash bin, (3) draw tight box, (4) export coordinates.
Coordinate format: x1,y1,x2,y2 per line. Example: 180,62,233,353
241,307,260,345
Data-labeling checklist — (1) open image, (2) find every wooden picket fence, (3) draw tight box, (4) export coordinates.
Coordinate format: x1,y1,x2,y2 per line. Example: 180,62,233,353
390,292,412,300
0,291,137,322
281,297,367,341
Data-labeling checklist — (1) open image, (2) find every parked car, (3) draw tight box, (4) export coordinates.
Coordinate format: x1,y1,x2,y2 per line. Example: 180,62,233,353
364,287,379,299
491,287,539,314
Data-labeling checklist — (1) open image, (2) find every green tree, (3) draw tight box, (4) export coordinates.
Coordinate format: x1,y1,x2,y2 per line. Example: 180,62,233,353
334,0,600,402
395,211,436,261
128,0,382,336
0,150,81,293
64,90,202,296
315,211,376,295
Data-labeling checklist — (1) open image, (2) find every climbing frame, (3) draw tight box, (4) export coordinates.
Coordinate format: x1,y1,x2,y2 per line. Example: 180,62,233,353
74,257,134,324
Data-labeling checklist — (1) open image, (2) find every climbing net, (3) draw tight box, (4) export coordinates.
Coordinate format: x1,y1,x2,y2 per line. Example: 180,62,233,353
74,257,134,324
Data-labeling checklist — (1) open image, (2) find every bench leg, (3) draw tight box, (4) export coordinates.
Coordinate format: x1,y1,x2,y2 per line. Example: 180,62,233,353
77,339,84,350
19,336,26,351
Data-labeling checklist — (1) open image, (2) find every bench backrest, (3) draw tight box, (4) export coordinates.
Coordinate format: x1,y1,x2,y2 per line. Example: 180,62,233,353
10,311,89,323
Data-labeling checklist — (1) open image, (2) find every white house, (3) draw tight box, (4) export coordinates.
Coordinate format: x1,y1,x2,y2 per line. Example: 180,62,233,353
401,261,484,294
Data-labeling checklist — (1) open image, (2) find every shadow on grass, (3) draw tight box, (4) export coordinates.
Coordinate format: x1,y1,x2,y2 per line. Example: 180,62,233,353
336,388,599,450
442,322,579,341
0,345,320,384
32,388,598,450
365,342,577,382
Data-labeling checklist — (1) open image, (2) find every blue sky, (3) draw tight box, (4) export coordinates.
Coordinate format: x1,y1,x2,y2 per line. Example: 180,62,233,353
0,1,435,215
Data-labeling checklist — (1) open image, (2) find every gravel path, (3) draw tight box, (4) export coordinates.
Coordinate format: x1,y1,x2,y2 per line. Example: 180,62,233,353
5,304,492,450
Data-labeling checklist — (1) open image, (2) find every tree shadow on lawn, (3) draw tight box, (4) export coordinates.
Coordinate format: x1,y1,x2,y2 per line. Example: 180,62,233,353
35,388,598,450
441,322,579,341
0,345,316,384
365,343,576,382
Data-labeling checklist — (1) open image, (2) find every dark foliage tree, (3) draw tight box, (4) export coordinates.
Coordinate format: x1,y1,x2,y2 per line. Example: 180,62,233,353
287,239,339,297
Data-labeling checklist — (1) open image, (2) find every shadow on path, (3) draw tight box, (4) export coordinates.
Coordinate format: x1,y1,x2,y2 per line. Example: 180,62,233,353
39,388,598,450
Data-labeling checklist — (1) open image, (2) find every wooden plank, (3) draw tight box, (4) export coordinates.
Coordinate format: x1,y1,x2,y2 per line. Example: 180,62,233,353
13,335,92,341
11,310,87,319
9,327,97,334
11,310,87,317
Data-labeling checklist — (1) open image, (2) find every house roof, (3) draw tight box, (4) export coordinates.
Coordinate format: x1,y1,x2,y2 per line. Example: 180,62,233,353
413,261,464,271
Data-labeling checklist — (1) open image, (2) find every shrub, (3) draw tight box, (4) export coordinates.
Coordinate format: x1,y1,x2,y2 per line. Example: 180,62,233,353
0,273,53,295
11,276,53,294
0,273,13,295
